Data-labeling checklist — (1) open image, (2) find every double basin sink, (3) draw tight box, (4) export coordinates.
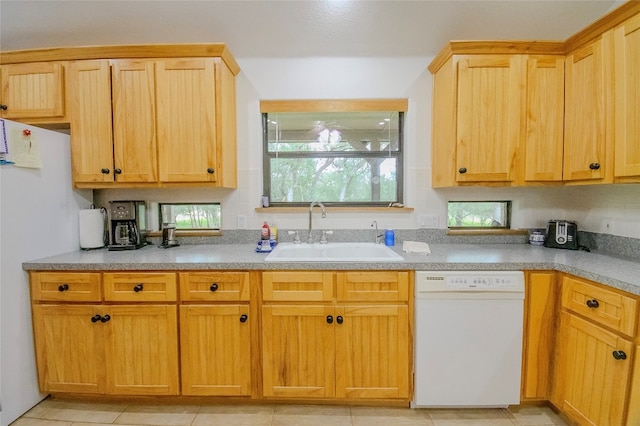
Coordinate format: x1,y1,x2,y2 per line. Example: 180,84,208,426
264,242,404,262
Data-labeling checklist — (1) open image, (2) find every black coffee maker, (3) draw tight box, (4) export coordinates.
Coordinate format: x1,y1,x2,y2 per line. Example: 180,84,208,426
108,201,146,251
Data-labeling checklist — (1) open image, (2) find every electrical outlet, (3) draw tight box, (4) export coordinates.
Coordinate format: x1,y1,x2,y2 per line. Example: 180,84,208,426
418,214,439,229
237,215,247,229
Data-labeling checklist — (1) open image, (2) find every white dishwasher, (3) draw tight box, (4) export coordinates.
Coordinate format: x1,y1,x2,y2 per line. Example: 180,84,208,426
413,271,524,408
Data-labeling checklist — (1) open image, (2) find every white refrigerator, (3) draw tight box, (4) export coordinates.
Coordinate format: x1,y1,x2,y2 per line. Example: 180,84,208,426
0,119,92,425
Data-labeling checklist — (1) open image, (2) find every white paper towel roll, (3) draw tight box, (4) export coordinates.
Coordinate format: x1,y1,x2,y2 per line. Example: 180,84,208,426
79,209,105,249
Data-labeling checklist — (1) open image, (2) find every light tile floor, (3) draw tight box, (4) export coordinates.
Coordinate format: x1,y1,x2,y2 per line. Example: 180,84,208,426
14,399,570,426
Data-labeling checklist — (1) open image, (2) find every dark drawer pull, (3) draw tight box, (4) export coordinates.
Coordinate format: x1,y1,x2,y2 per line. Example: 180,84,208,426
91,314,102,323
100,168,110,174
326,315,333,324
458,167,467,174
612,350,627,360
210,283,219,292
586,299,599,308
0,104,7,111
589,163,601,170
58,284,69,292
133,284,144,292
336,315,344,324
207,167,215,174
239,314,248,323
100,314,111,323
114,168,122,174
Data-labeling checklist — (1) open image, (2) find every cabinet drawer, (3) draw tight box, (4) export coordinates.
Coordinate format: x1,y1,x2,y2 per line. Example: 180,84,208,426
337,271,409,302
179,272,250,302
263,271,334,302
30,272,102,302
562,275,637,336
104,273,177,302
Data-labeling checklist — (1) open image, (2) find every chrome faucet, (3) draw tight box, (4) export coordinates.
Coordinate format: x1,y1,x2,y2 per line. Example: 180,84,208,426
308,201,326,243
371,220,383,244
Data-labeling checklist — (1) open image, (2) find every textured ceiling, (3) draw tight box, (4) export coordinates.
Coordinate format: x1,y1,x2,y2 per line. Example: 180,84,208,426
0,1,621,58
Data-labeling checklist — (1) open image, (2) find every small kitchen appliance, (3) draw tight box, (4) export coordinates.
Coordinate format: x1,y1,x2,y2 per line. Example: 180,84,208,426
544,220,578,250
160,222,179,248
108,200,146,251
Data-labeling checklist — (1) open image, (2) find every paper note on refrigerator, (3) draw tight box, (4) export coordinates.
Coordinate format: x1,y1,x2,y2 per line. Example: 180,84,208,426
9,127,42,168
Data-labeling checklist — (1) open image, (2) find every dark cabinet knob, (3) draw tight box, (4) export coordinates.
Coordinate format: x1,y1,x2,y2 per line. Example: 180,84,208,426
114,168,122,174
0,104,7,111
336,316,344,324
100,168,110,174
91,314,102,323
207,167,215,174
459,167,467,174
210,283,219,292
133,284,143,292
100,314,111,323
326,315,333,324
612,350,627,360
239,314,248,323
589,163,601,170
58,284,69,292
586,299,600,308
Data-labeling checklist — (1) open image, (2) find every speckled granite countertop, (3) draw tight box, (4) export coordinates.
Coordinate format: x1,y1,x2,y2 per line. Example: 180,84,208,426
23,243,640,296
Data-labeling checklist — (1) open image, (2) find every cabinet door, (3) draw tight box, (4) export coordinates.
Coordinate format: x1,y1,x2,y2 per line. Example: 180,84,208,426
456,55,522,183
180,305,251,396
564,37,609,181
627,344,640,426
68,60,115,183
111,60,158,183
0,62,64,119
156,59,218,183
335,305,409,399
555,312,632,426
32,304,105,394
524,56,565,182
522,271,556,400
614,15,640,178
104,305,179,395
262,305,335,398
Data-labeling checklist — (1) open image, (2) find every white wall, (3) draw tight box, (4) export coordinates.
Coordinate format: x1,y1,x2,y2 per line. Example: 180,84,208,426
95,56,640,238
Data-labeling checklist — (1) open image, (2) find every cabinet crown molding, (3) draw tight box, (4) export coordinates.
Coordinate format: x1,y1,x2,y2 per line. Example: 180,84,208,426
0,43,240,75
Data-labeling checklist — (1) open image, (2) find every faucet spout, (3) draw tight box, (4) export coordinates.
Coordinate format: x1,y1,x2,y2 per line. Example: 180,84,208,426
308,201,326,244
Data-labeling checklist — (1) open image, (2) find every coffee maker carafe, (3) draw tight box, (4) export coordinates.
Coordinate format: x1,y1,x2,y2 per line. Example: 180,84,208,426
108,201,146,251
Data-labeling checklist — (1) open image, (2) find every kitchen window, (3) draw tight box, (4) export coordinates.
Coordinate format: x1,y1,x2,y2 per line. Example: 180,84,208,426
261,99,407,207
159,203,221,230
447,201,511,229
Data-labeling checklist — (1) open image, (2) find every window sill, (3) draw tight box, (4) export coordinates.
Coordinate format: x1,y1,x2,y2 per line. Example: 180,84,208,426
446,229,528,236
255,206,414,213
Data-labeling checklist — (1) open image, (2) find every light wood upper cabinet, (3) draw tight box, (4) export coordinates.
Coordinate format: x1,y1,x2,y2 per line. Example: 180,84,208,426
68,60,114,184
524,57,565,182
156,59,218,183
0,62,65,120
455,55,522,184
563,35,613,183
430,48,566,187
111,60,158,183
613,14,640,180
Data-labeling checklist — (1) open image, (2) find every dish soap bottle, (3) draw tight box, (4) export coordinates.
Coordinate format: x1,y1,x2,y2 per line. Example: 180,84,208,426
260,221,271,251
385,226,395,246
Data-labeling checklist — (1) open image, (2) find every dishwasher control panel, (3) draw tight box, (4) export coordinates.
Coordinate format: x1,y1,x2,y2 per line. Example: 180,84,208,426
415,271,524,294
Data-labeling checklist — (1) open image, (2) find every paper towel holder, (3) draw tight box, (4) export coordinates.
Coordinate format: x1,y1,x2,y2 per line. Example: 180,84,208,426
79,205,107,250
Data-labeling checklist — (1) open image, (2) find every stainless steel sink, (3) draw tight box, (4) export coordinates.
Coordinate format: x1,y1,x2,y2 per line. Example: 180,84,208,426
264,242,404,262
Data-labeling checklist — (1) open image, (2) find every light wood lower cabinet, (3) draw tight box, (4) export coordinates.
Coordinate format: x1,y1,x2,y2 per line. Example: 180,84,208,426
552,274,637,426
180,304,252,396
261,271,411,400
33,304,179,395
